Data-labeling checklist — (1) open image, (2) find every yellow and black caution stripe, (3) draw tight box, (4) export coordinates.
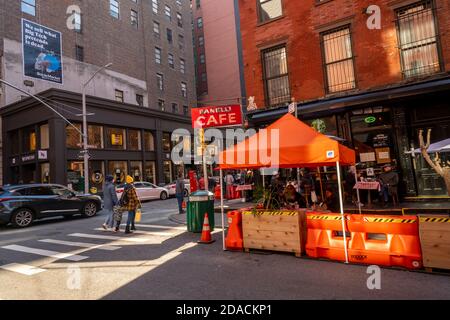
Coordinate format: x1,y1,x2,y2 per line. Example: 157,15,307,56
308,215,347,221
419,217,450,223
363,217,416,224
242,211,299,216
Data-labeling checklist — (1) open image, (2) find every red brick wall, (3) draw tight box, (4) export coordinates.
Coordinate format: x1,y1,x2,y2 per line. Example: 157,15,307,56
239,0,450,108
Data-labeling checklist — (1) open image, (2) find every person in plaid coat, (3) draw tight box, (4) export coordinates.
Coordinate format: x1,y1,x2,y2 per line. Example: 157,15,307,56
116,175,142,234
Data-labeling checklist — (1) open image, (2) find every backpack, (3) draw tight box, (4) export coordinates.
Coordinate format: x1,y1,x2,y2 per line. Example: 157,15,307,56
119,188,130,206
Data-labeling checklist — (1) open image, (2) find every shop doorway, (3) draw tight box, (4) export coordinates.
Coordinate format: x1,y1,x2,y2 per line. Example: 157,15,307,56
22,163,37,184
411,126,449,197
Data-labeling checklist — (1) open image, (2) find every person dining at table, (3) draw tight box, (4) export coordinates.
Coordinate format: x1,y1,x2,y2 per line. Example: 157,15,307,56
283,184,306,209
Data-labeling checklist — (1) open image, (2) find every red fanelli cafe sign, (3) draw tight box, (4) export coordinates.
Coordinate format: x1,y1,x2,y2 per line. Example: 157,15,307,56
191,105,243,129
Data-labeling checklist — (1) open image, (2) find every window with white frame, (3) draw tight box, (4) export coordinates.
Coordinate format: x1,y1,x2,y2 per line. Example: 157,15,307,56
180,58,185,74
165,5,171,21
155,47,162,64
110,0,120,19
168,53,175,68
181,82,187,98
152,0,158,14
131,9,138,28
21,0,36,16
157,73,164,91
153,21,160,38
258,0,283,23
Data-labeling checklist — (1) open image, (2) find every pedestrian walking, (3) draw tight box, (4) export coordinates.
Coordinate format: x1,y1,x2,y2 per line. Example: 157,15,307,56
102,175,119,230
225,172,235,199
175,173,185,214
116,175,142,234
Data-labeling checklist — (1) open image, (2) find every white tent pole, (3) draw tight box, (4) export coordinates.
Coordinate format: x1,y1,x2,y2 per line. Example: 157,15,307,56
336,161,349,264
354,167,362,214
220,169,226,251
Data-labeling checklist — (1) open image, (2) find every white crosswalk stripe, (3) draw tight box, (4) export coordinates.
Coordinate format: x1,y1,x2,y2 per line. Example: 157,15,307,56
121,224,186,231
68,233,147,243
0,263,46,276
1,245,88,261
94,228,176,237
39,239,121,251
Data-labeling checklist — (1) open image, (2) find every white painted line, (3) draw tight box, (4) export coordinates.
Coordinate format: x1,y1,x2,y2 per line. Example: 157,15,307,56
0,263,46,276
68,233,147,243
94,228,175,237
39,239,121,251
122,224,186,231
1,245,88,262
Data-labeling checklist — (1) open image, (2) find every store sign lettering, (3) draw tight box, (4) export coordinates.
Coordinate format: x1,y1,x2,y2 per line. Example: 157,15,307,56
191,105,243,129
22,154,35,162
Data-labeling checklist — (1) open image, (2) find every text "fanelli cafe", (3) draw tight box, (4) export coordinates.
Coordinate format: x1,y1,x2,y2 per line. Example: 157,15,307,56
191,105,243,129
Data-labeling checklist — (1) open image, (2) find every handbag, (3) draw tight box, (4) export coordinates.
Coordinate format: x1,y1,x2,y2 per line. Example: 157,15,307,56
113,205,124,222
135,208,142,223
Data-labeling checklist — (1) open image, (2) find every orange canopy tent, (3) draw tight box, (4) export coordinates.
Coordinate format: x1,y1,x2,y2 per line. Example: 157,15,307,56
218,113,356,169
217,113,356,263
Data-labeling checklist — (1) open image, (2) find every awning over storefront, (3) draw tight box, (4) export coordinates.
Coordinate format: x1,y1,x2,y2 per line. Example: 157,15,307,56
414,138,450,153
218,113,356,170
249,76,450,122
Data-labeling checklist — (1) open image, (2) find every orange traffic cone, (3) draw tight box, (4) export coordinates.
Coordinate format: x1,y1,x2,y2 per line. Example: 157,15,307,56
198,213,215,244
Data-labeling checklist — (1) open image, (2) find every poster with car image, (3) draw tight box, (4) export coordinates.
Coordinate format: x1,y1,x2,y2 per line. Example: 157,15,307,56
22,19,63,84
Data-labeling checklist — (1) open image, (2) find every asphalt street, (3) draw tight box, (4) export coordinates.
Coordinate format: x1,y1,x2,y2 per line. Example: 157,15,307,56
0,198,449,300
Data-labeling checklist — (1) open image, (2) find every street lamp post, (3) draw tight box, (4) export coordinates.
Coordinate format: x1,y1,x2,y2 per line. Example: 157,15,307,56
81,63,112,194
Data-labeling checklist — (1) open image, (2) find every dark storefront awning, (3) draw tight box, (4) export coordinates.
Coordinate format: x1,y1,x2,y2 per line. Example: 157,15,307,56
249,76,450,123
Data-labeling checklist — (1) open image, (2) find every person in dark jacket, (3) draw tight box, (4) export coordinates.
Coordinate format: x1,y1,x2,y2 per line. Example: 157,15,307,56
175,174,185,214
379,164,399,206
102,175,119,230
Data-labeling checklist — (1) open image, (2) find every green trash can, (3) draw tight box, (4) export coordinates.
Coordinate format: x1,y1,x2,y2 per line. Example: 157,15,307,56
187,190,215,233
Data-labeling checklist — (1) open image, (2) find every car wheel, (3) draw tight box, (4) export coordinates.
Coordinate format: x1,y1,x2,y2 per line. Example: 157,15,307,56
83,202,98,217
183,189,189,197
160,191,168,200
11,208,34,228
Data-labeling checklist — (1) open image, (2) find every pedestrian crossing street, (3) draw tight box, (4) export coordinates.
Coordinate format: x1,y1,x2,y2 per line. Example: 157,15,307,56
0,223,187,277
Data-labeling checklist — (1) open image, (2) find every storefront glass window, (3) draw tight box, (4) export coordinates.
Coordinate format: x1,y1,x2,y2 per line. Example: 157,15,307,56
23,126,37,153
89,161,105,193
351,108,394,176
67,161,84,192
40,124,50,149
66,123,82,149
108,161,128,184
105,127,126,150
145,161,156,184
163,160,173,184
144,131,155,151
128,129,142,151
130,161,143,182
41,163,50,184
304,116,338,136
88,125,104,149
162,132,171,153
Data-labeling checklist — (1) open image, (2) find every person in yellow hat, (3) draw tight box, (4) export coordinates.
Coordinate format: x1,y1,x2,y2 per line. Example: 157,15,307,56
115,175,142,233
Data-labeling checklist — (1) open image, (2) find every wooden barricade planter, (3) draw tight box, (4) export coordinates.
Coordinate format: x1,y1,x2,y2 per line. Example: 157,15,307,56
241,210,307,257
418,215,450,271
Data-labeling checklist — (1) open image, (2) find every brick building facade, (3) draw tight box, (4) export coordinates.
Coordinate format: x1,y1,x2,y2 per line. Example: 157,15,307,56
239,0,450,199
0,0,196,188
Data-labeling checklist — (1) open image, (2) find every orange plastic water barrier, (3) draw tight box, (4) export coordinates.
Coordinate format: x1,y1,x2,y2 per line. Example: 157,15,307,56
225,211,244,251
347,215,422,269
305,213,350,262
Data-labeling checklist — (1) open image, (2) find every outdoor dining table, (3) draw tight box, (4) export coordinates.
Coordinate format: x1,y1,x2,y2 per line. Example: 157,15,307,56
353,181,381,206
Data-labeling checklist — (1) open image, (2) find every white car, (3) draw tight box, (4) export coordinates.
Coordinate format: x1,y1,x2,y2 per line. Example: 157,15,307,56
164,179,190,197
116,182,169,201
